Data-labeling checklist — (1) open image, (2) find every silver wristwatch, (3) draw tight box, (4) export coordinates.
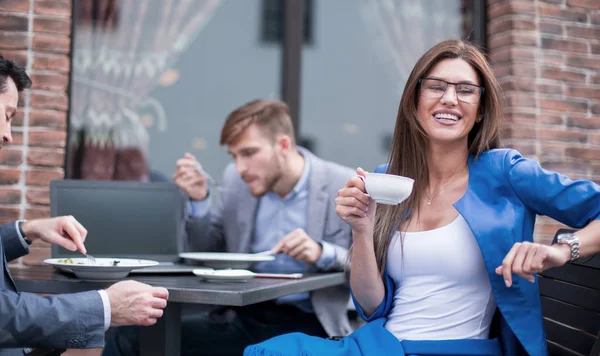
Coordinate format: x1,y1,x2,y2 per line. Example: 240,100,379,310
556,232,580,261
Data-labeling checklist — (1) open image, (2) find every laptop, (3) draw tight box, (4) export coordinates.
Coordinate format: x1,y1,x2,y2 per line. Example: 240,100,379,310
50,179,204,274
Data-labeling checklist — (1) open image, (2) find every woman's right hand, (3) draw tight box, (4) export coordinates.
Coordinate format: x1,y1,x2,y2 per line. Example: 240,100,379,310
335,167,377,236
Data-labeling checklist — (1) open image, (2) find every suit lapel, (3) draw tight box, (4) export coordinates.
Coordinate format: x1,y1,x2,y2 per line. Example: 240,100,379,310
228,186,258,253
305,153,328,240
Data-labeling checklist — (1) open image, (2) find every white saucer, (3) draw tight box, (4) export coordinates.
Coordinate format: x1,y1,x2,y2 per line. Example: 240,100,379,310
44,258,159,280
192,269,256,283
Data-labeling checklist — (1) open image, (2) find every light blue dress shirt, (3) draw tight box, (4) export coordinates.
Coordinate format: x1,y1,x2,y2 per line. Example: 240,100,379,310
188,157,337,312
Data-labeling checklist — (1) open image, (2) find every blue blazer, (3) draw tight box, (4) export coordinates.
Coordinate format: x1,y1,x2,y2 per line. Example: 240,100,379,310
0,223,105,354
354,149,600,356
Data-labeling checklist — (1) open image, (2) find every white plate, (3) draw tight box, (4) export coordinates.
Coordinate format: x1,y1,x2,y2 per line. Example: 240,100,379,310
179,252,275,269
193,269,256,283
44,258,159,280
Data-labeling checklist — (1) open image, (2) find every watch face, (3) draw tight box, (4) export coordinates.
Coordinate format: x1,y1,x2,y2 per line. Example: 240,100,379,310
558,233,575,243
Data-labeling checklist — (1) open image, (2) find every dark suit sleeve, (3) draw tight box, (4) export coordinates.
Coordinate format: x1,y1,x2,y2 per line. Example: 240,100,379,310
0,223,29,263
0,290,105,348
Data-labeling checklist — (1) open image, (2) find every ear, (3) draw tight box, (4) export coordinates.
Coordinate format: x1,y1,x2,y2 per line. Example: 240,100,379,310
476,116,483,123
277,134,292,152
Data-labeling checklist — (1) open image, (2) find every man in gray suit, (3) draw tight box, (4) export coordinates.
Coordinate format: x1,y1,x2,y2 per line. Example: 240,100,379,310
105,99,354,355
0,56,169,355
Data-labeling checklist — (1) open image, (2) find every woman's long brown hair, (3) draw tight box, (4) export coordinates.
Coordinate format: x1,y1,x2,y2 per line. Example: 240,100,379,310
371,39,504,275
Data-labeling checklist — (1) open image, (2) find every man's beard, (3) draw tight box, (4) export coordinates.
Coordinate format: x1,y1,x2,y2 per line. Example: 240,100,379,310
248,157,284,197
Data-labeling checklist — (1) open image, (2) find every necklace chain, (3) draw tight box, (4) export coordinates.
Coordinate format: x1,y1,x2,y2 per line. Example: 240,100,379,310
424,166,467,205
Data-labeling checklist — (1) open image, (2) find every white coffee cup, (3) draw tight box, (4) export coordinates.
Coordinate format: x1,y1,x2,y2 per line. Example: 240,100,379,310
359,173,414,205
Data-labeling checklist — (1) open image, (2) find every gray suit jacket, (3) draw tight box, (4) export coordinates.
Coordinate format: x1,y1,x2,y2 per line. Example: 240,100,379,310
186,148,354,337
0,223,105,355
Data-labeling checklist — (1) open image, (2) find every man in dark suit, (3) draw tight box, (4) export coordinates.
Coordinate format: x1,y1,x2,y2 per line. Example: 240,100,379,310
0,55,170,355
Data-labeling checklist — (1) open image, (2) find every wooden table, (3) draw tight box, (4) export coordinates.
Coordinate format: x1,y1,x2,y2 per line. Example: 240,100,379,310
10,266,346,355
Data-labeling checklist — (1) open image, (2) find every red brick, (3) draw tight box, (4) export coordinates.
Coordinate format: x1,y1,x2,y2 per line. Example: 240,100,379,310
540,128,588,143
30,92,69,111
28,130,67,148
539,53,567,66
0,13,28,32
0,169,20,184
538,5,588,22
567,116,600,129
541,68,586,83
540,161,590,175
537,83,563,95
25,206,50,220
489,1,536,19
0,0,30,12
33,17,71,35
593,12,600,25
539,21,563,36
0,149,22,165
0,50,27,67
539,0,564,4
489,32,537,50
541,99,588,113
489,17,537,35
28,149,64,167
566,56,600,70
565,86,600,100
592,133,600,145
500,79,536,93
566,25,600,40
30,73,69,92
566,0,600,9
504,125,537,139
26,188,49,205
26,169,63,186
540,143,568,157
29,110,67,129
566,147,600,161
490,47,536,65
0,188,21,204
32,34,70,55
32,54,70,73
592,104,600,115
593,43,600,55
507,142,536,156
34,0,71,17
0,207,20,224
0,31,28,50
541,38,588,54
22,246,50,265
540,114,565,126
506,93,538,108
592,73,600,85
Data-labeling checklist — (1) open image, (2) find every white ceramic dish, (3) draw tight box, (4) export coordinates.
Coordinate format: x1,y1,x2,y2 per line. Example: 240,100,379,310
192,269,256,283
179,252,275,269
44,258,159,280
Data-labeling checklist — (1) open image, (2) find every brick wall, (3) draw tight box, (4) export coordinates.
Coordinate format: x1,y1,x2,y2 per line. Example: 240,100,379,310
0,0,71,265
488,0,600,244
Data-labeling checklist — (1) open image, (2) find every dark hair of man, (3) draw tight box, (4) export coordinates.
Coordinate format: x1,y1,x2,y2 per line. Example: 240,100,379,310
0,56,32,93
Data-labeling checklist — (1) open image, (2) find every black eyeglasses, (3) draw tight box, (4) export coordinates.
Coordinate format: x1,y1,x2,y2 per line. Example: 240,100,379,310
418,77,485,104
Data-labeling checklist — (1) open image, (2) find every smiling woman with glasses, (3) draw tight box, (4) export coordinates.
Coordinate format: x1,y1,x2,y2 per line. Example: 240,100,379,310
419,77,485,104
245,39,600,356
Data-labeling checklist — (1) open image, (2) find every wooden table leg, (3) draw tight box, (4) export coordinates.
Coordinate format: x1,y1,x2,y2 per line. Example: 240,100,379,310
139,302,182,356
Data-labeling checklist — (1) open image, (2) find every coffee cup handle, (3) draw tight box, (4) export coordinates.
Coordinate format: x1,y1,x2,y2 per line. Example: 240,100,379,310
357,175,371,197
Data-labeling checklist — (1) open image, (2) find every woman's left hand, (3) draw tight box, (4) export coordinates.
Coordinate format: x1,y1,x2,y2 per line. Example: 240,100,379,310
496,241,571,287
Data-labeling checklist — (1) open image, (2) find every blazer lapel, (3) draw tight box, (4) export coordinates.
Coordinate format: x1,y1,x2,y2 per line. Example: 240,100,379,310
305,154,328,241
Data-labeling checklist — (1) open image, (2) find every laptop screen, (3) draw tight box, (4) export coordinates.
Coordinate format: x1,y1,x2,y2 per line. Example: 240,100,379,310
50,180,186,262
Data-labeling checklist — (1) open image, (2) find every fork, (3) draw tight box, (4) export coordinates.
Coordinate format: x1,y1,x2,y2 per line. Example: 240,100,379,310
84,253,96,265
194,162,218,186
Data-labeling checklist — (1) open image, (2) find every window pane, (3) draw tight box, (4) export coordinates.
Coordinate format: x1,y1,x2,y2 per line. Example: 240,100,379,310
68,0,282,181
299,0,478,169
